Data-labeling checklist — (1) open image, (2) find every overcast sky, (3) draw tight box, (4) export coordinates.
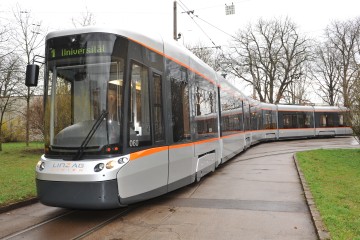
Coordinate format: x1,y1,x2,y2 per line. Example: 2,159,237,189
1,0,360,47
1,0,359,101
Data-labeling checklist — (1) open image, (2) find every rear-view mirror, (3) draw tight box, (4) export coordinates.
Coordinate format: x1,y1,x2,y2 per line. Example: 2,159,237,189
25,64,39,87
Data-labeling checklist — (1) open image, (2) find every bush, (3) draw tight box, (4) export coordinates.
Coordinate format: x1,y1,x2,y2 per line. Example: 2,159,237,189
1,116,26,142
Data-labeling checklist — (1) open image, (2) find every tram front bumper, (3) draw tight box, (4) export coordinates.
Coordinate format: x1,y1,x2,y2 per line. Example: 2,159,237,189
36,179,124,209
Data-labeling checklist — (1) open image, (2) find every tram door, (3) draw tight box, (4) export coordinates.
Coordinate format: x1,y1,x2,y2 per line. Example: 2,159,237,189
168,70,195,192
151,72,166,145
117,66,168,203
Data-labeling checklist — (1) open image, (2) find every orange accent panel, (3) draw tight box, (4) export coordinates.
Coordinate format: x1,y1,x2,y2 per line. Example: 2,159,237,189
130,146,168,161
169,142,194,150
221,132,244,139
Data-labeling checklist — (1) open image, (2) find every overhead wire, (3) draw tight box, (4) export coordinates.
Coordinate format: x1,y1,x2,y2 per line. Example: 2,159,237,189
177,0,218,48
176,0,241,52
190,0,251,11
195,15,238,41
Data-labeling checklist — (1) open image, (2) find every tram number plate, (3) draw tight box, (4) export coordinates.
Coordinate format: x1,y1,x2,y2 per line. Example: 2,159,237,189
129,140,139,147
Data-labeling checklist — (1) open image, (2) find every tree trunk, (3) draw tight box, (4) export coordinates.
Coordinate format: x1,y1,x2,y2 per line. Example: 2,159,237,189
26,87,30,146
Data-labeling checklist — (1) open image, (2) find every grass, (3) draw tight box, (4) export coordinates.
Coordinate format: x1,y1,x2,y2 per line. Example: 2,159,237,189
0,142,43,207
296,149,360,240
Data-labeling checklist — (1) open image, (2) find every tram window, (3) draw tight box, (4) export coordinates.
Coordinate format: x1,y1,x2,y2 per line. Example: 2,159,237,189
129,63,151,147
304,113,312,128
283,114,297,128
153,73,164,142
194,75,217,139
108,61,123,123
272,111,277,129
265,113,271,129
320,115,327,127
52,75,72,135
339,114,344,126
251,108,261,130
243,104,251,131
220,92,243,135
327,114,334,127
283,115,289,128
171,76,190,143
263,110,275,129
298,114,305,128
108,85,120,121
221,113,241,135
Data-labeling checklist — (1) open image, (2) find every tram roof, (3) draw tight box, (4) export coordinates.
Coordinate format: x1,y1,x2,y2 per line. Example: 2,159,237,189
313,105,349,112
277,104,315,111
46,26,218,85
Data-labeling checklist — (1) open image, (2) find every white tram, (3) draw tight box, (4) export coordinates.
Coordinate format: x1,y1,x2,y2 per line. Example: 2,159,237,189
25,27,352,209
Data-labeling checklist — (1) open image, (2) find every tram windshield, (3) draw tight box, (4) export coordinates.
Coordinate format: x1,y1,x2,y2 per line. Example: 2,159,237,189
44,33,126,157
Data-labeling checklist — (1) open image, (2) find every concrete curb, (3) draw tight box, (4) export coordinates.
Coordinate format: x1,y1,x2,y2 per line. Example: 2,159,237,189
293,154,331,240
0,198,38,214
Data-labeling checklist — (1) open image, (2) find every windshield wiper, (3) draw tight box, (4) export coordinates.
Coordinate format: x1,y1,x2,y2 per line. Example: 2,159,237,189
73,110,108,160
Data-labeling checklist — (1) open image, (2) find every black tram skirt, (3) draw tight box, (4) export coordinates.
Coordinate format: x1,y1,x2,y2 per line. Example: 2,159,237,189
36,179,123,209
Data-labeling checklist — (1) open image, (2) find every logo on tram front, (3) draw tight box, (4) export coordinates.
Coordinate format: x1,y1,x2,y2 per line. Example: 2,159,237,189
51,162,85,173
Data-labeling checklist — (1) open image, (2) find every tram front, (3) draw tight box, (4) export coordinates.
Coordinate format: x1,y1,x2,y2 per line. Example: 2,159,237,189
29,31,129,209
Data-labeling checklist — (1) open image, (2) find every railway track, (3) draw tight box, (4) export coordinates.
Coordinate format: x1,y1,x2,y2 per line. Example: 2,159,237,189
1,206,136,240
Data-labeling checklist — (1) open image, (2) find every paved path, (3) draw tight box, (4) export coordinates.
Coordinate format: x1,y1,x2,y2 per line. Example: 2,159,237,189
84,137,358,240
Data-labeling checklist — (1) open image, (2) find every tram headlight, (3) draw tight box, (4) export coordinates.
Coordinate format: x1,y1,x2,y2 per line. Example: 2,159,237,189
118,157,129,164
106,160,116,169
37,161,45,171
94,163,105,172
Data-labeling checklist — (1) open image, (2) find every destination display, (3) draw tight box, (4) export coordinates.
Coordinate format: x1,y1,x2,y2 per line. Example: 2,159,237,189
47,33,116,60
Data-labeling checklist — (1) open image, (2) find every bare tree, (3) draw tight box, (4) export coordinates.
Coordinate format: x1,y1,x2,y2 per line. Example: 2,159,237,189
224,18,311,103
0,54,23,150
72,7,96,27
311,41,341,105
0,18,23,150
325,18,360,107
351,68,360,141
283,62,312,104
0,19,13,59
349,18,360,141
186,42,223,71
28,96,44,140
12,5,45,146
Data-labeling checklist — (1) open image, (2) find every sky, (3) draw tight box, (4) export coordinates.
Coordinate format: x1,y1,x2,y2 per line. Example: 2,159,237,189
1,0,359,101
1,0,360,47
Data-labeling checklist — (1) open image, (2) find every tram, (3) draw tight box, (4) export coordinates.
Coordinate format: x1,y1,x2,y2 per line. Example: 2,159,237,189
25,27,352,209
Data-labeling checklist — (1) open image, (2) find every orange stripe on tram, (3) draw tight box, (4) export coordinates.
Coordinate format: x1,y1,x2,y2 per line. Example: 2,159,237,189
130,146,168,161
129,138,220,161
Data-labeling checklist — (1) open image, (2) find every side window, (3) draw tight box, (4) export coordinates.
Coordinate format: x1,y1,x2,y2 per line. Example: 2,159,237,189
129,62,151,147
243,103,251,131
298,113,305,128
283,114,290,128
251,107,261,130
263,111,272,129
171,70,190,143
283,114,297,129
153,73,164,143
194,75,217,140
327,114,334,127
339,114,344,127
320,115,327,127
304,113,312,128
